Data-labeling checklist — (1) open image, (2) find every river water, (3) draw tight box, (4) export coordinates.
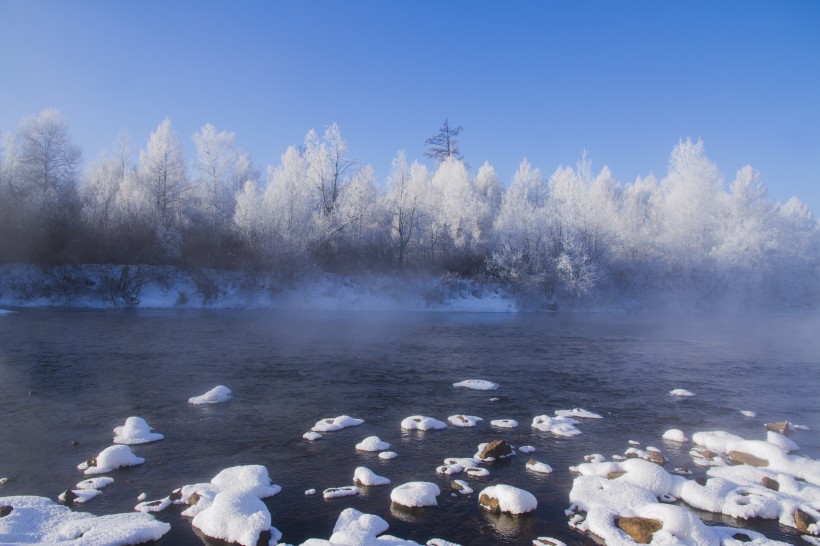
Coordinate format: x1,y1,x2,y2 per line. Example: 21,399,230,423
0,309,818,545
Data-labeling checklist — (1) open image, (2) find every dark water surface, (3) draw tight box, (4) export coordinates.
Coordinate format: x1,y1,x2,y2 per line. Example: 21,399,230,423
0,309,818,545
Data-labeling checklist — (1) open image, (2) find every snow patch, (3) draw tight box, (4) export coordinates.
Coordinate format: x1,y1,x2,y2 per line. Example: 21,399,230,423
113,416,164,445
188,385,232,405
452,379,499,391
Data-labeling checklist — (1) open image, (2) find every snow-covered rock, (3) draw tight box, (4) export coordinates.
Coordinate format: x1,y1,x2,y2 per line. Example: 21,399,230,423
478,484,537,514
323,486,359,499
453,379,498,391
531,415,582,437
447,415,483,427
669,388,695,397
303,431,323,441
188,385,232,404
390,482,440,508
192,490,281,546
555,408,602,419
353,467,390,486
401,415,446,431
0,495,170,544
767,431,799,453
356,436,390,452
210,465,281,498
490,419,518,428
76,477,114,490
311,415,364,432
379,451,398,460
113,416,164,445
297,507,423,545
77,445,144,475
662,428,688,443
526,459,553,474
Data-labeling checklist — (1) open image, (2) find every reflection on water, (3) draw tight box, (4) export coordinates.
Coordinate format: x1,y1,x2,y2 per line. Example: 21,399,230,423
0,309,817,545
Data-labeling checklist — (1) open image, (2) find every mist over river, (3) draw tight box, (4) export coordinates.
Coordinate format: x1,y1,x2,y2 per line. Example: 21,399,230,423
0,309,818,545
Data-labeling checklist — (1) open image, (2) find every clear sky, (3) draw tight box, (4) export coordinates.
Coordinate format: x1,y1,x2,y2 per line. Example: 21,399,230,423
1,1,819,213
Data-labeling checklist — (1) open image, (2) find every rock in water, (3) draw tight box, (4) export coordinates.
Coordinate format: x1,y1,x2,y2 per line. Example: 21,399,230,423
479,439,514,460
615,517,663,544
727,450,769,467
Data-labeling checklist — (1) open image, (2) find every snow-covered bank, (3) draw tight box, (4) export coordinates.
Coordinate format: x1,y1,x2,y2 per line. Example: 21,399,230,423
0,265,516,312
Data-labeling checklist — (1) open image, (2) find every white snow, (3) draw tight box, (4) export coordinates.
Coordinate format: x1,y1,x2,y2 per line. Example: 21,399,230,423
188,385,232,405
478,484,538,514
356,436,390,452
400,415,447,431
465,467,489,477
663,429,688,443
76,477,114,490
0,495,170,544
526,460,553,474
741,410,758,417
192,490,281,546
137,493,146,501
452,379,499,390
210,465,282,498
390,482,440,508
452,480,473,495
311,415,365,432
531,415,582,436
323,486,359,499
555,408,602,419
692,430,745,453
58,488,101,504
379,451,398,460
490,419,518,428
533,538,567,546
296,507,426,545
353,467,391,486
669,388,695,397
77,445,144,475
519,445,536,453
113,416,164,445
305,489,316,495
303,431,323,441
767,431,799,453
447,415,483,427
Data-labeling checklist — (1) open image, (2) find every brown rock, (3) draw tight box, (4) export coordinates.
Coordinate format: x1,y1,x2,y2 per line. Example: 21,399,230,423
85,457,97,468
457,415,468,423
732,533,752,542
188,492,201,505
607,471,627,479
0,505,12,518
451,481,467,492
795,508,816,533
765,421,789,434
169,488,182,501
479,439,514,460
727,450,769,467
646,451,666,465
533,538,563,546
60,489,78,505
256,530,272,546
761,477,780,491
478,493,500,512
694,448,716,459
616,517,663,544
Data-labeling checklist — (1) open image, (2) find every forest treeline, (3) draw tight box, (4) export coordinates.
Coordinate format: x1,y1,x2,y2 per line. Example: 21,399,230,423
1,109,818,308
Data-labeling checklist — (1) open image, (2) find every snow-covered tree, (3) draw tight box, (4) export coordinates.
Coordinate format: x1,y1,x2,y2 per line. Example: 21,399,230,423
384,151,425,268
138,118,188,227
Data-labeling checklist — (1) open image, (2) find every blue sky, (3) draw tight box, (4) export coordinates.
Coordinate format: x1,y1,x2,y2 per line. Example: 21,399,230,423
1,1,819,213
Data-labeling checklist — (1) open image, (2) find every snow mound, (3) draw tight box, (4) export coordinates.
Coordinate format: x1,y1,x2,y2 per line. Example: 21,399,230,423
526,460,553,474
390,482,440,508
323,486,359,499
447,415,483,427
519,445,536,454
0,495,169,544
379,451,398,460
303,431,323,441
210,465,282,498
453,379,499,390
692,430,744,453
478,484,537,514
113,416,164,445
555,408,602,419
531,415,582,436
490,419,518,428
312,415,365,432
188,385,232,405
452,480,473,495
401,415,447,431
741,410,757,417
767,431,799,453
77,445,144,475
669,388,695,397
298,507,424,545
663,429,688,443
76,477,114,490
192,490,281,546
58,488,101,504
356,436,390,452
353,467,390,486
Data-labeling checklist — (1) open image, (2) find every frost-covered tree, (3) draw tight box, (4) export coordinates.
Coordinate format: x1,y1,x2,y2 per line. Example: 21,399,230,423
384,151,426,268
429,157,483,252
424,119,463,163
138,118,188,227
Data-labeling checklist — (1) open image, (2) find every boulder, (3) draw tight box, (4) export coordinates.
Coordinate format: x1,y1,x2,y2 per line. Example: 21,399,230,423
169,488,182,501
478,493,500,512
765,421,789,434
0,505,12,518
795,508,816,534
479,439,514,460
646,451,665,465
59,489,78,505
761,477,780,491
607,471,627,479
727,450,769,467
615,517,662,544
732,533,752,542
